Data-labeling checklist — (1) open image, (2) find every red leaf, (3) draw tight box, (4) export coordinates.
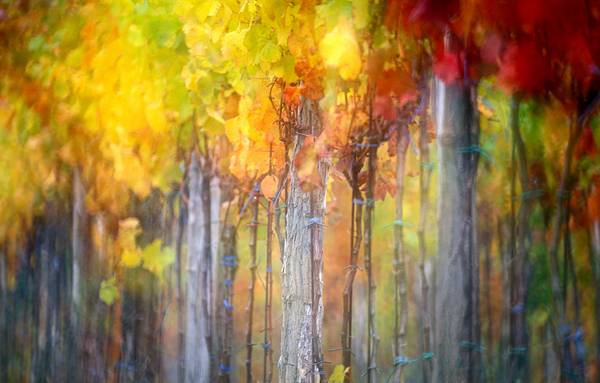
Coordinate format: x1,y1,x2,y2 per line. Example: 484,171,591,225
433,50,463,84
498,41,550,94
480,33,503,65
575,127,597,159
373,95,397,121
375,69,418,108
588,184,600,222
567,34,595,85
517,0,550,29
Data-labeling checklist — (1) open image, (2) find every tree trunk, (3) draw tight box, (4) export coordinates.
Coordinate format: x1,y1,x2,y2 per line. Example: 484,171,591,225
543,323,559,382
210,176,222,381
263,198,275,383
365,130,378,383
0,245,6,383
432,76,481,382
341,152,364,382
176,188,187,383
185,152,212,383
589,208,600,381
392,123,410,382
478,207,493,381
352,280,368,382
546,117,583,380
508,98,531,382
418,81,433,383
279,99,327,383
245,186,259,383
71,168,88,381
498,217,511,383
218,225,238,383
72,168,87,325
565,209,584,381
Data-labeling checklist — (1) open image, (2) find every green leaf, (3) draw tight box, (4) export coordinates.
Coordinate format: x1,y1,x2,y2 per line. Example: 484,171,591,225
27,35,47,53
141,239,175,280
316,0,353,30
260,41,281,63
352,0,369,30
273,54,297,82
99,277,119,305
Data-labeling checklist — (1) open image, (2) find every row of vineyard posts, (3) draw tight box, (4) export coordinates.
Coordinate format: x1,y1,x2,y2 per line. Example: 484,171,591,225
1,0,600,383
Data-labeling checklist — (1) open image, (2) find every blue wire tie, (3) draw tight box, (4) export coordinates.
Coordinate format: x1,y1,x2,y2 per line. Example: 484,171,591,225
354,143,379,149
519,189,544,200
223,299,233,312
385,220,413,229
305,216,324,228
263,342,271,350
115,361,136,372
559,324,571,337
353,198,375,207
459,340,485,353
219,364,231,374
458,145,492,162
421,162,435,170
573,327,585,357
481,97,494,110
572,327,584,342
394,355,417,366
222,255,237,268
276,203,287,211
422,352,434,360
508,346,527,355
511,303,524,314
224,279,233,287
416,95,427,115
266,266,272,273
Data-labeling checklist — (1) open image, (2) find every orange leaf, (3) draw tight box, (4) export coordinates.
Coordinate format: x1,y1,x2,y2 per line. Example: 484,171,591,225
283,84,303,106
261,175,278,200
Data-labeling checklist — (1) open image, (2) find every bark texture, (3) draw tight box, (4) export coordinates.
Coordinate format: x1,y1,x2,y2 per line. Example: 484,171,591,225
71,168,88,381
433,77,481,383
185,153,212,383
590,212,600,379
279,99,327,383
209,176,222,381
417,85,433,383
263,199,275,383
341,152,363,382
364,131,378,383
72,168,87,323
218,225,237,383
245,188,259,383
508,98,531,382
392,123,409,382
176,189,186,383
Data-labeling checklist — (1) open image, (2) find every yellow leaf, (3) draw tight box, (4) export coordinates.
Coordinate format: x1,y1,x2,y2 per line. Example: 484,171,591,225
141,239,175,280
329,364,349,383
121,249,142,268
319,19,362,80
